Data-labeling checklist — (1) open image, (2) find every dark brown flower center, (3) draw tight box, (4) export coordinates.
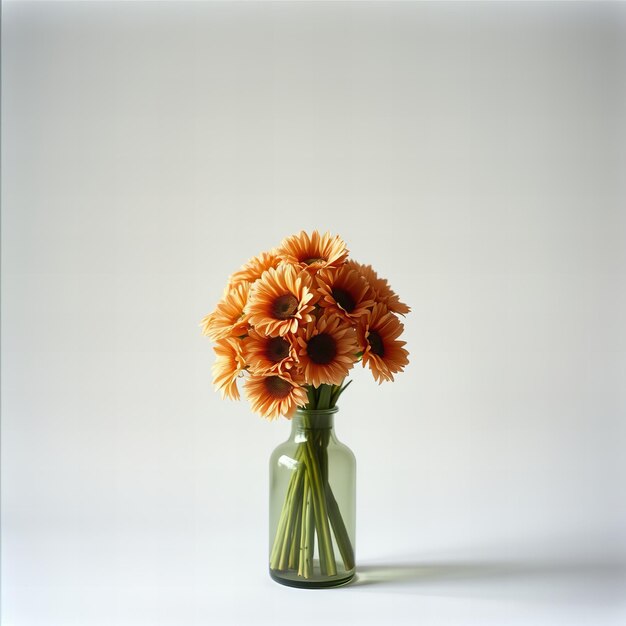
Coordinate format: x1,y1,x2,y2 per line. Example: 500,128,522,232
306,333,337,365
367,330,385,357
264,376,292,398
272,294,299,319
266,337,290,362
331,286,356,313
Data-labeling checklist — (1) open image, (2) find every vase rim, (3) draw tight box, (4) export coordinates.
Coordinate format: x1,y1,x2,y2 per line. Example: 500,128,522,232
294,406,339,416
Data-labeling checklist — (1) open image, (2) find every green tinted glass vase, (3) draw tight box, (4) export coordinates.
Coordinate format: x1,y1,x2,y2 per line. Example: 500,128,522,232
269,407,356,588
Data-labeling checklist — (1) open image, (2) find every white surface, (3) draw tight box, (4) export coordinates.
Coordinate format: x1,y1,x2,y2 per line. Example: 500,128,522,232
2,2,626,625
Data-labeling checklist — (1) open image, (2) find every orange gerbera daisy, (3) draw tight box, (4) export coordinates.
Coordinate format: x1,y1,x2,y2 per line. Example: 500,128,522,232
244,373,308,420
200,282,250,341
246,265,315,337
296,315,358,388
212,337,246,400
227,250,281,288
315,266,375,323
277,230,348,272
346,260,410,316
244,328,299,375
357,303,409,383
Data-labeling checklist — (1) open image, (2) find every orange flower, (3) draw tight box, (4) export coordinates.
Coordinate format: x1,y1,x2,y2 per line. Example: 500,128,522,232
346,261,410,316
244,328,299,375
277,230,348,272
357,303,409,383
246,265,315,337
245,373,308,420
315,266,375,323
212,337,246,400
227,250,281,288
296,315,358,388
200,282,250,341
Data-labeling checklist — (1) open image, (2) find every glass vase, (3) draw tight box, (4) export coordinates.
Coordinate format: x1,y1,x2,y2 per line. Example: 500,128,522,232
268,407,356,588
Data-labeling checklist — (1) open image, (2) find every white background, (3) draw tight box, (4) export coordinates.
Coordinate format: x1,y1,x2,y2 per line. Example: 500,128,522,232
2,2,626,625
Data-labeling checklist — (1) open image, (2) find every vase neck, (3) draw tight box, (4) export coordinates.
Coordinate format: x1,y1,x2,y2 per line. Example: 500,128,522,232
291,408,336,433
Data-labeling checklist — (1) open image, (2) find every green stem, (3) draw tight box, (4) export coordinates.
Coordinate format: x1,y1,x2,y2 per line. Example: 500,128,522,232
288,492,303,571
278,468,304,570
304,439,337,576
306,385,317,408
317,384,332,410
317,429,332,573
330,379,352,406
321,428,329,484
298,473,313,578
317,428,353,568
269,486,292,568
311,430,329,575
325,484,355,570
269,447,305,570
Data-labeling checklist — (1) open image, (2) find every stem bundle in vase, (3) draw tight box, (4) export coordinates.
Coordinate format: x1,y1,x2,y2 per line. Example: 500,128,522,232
200,230,410,583
269,383,355,579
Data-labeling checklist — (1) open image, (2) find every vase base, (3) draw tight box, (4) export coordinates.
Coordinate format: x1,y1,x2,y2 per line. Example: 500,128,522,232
269,569,355,589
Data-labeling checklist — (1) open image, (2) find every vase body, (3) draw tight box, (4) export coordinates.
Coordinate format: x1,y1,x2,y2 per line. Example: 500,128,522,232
269,407,356,588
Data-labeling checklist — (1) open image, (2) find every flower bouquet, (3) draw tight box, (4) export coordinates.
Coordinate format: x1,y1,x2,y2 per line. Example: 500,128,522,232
201,230,409,585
